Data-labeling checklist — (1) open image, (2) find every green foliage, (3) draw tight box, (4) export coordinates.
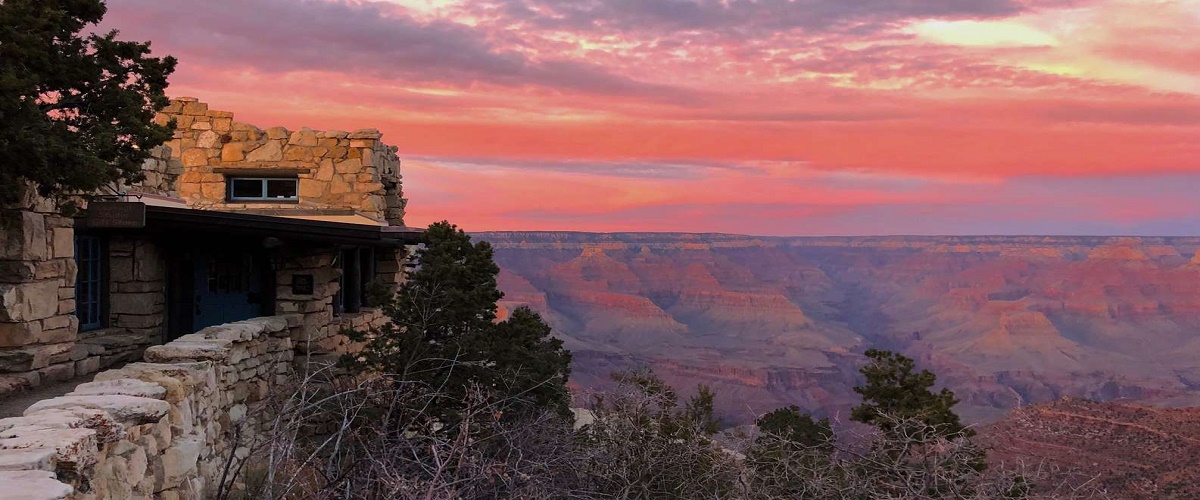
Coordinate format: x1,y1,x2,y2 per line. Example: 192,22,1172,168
746,406,835,498
347,221,572,422
361,276,393,308
755,405,833,451
683,384,721,435
0,0,176,205
851,348,971,441
850,349,988,496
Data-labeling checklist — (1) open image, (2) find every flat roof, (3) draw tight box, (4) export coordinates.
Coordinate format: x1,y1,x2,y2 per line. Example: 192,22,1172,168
77,204,423,247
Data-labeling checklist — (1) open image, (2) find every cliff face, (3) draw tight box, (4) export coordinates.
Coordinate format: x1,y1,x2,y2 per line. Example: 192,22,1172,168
479,233,1200,423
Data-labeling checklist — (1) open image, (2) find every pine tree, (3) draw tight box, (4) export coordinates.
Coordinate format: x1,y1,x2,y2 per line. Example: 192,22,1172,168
0,0,175,205
349,221,572,420
851,349,970,440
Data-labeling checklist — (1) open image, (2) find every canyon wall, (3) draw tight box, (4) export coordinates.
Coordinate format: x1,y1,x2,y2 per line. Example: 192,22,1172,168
480,232,1200,423
0,315,301,499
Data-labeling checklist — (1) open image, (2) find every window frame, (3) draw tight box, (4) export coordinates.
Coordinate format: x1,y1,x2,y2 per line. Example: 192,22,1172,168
333,247,376,316
226,176,300,202
75,234,108,332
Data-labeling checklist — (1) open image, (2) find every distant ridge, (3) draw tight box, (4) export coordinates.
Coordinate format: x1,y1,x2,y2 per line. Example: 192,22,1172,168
481,232,1200,424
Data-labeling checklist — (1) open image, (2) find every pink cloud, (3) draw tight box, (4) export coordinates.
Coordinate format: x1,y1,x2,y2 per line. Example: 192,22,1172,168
96,0,1200,234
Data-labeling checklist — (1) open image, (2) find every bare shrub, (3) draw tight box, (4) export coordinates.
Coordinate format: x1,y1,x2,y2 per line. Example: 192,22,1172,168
738,413,1114,500
216,361,588,500
218,365,1110,500
574,372,742,499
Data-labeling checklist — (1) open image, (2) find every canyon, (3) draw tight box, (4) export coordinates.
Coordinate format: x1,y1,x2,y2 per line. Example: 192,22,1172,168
479,232,1200,424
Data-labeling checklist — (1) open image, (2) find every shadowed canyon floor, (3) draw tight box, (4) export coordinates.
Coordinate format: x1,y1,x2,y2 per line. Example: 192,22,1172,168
478,232,1200,424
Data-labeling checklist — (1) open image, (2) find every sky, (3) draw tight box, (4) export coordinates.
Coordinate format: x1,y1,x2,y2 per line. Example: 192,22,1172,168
100,0,1200,236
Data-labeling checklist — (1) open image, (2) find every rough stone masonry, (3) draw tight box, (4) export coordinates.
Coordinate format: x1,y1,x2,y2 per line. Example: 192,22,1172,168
0,316,302,499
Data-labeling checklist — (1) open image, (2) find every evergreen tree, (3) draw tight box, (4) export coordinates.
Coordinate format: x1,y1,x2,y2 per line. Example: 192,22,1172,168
746,406,836,498
755,405,833,451
851,349,970,440
0,0,175,205
348,221,572,420
683,384,721,435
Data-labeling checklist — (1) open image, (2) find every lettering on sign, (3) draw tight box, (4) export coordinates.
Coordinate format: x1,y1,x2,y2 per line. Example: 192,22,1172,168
85,202,147,229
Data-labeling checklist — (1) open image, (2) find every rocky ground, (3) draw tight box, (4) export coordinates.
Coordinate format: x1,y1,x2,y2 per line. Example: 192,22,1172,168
981,398,1200,498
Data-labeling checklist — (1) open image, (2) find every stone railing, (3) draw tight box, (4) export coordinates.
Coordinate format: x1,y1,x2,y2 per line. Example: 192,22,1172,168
0,315,302,499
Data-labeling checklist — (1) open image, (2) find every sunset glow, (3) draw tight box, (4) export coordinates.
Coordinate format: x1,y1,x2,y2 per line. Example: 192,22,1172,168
101,0,1200,235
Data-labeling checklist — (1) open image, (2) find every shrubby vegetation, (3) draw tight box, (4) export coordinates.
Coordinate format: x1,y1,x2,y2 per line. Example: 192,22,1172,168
344,221,572,423
222,222,1096,499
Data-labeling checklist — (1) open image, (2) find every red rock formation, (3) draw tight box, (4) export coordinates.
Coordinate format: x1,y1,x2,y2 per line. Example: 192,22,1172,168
982,399,1200,498
480,233,1200,423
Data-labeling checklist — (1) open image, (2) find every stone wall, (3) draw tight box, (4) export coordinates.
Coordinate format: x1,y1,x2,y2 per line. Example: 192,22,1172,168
155,98,406,225
0,315,301,500
76,237,169,372
1,96,414,401
123,146,184,199
0,189,88,396
275,248,390,358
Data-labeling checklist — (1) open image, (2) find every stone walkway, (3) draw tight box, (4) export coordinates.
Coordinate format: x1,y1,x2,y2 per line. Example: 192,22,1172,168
0,373,96,418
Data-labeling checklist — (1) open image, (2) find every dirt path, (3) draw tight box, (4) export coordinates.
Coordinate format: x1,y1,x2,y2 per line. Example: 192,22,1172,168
0,373,97,419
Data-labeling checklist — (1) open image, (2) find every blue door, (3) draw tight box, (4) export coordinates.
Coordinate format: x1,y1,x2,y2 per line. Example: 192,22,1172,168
193,252,265,331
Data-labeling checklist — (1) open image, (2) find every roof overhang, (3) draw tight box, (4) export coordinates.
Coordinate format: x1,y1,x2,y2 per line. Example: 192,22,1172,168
77,204,423,247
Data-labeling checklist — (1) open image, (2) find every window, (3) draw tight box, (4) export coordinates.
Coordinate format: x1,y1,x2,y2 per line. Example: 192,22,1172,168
333,248,376,315
227,177,298,201
75,235,106,331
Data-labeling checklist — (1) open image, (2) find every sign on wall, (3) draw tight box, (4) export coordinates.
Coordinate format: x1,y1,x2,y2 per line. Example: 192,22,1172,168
85,201,146,229
291,274,315,295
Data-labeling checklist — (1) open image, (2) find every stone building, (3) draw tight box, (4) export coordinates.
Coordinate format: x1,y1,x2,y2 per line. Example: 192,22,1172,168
0,97,421,399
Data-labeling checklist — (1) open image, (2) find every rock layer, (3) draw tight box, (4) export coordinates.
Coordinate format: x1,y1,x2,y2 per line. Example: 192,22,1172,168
481,232,1200,423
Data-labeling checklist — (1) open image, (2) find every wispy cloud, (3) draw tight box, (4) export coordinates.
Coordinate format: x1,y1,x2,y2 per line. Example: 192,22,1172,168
99,0,1200,235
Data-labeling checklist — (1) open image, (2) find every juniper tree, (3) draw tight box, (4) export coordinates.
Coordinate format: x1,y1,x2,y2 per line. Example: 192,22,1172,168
0,0,175,205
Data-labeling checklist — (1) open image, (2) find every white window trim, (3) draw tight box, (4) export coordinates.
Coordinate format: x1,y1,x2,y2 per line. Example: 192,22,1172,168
227,177,299,201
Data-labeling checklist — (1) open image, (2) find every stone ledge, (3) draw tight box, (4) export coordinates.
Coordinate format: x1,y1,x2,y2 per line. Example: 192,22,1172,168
67,379,167,400
1,315,306,499
0,427,97,472
25,395,169,426
0,448,56,471
211,166,313,175
144,340,231,362
0,470,73,499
